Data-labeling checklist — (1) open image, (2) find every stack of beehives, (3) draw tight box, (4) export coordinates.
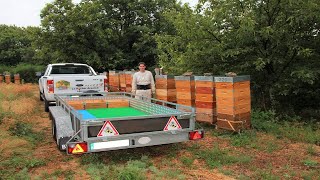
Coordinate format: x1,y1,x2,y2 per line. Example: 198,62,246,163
0,75,3,83
155,75,176,103
194,76,217,124
125,71,134,93
215,76,251,131
108,71,120,92
119,71,126,92
174,76,195,111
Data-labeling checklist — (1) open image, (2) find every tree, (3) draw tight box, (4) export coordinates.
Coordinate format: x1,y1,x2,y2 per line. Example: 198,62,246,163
0,25,38,66
39,0,181,70
156,0,320,114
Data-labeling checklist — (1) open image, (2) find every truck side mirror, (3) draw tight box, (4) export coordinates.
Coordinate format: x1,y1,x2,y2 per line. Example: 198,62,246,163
36,72,44,77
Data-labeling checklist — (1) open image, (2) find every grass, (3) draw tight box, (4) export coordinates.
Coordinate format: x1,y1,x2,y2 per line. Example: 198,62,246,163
302,158,319,167
306,145,317,156
230,130,258,148
196,144,252,168
180,156,194,167
9,121,44,144
0,154,46,179
252,110,320,145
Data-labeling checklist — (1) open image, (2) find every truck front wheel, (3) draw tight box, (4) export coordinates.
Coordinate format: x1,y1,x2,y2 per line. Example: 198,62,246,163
44,99,49,112
39,91,44,101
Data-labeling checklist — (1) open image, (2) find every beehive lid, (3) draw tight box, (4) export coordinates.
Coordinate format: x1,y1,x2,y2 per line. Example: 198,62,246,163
174,76,194,81
214,75,250,83
155,75,175,79
194,76,214,81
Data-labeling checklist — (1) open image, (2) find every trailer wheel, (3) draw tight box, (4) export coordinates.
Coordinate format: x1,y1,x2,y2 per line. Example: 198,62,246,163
44,99,49,112
39,91,44,101
52,118,57,142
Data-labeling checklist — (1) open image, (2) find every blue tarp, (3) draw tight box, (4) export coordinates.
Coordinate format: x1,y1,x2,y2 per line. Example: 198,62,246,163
77,110,96,120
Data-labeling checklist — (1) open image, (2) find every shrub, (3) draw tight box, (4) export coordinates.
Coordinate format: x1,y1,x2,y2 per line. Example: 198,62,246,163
12,63,44,83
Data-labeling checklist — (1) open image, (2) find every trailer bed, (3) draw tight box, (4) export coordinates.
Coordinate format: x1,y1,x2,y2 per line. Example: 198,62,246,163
49,92,204,154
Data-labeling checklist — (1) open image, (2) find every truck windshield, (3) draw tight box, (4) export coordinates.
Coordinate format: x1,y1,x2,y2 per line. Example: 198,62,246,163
50,65,91,74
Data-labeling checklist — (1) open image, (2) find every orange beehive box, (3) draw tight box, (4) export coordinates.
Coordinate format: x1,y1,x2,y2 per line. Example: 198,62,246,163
174,76,195,107
155,75,176,103
125,71,134,92
196,108,217,123
119,71,126,92
194,76,217,124
109,70,120,92
215,76,251,131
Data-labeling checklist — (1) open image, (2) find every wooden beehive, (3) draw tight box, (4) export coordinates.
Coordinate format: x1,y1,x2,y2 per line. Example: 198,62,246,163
215,76,251,132
5,74,11,84
125,71,134,93
108,70,120,92
174,76,195,108
0,75,3,83
119,71,126,92
155,75,176,103
194,76,217,124
14,74,20,84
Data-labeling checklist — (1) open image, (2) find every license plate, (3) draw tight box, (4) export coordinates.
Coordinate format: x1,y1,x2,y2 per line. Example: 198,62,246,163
90,139,130,150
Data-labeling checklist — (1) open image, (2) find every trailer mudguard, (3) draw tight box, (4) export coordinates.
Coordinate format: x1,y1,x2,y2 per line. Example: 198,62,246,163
49,106,74,150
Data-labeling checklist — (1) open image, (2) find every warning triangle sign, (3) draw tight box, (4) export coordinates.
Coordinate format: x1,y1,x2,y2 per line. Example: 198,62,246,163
97,121,119,137
163,116,182,131
72,144,84,154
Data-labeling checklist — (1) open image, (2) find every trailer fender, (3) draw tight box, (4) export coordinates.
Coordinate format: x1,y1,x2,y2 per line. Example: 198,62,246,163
49,106,74,151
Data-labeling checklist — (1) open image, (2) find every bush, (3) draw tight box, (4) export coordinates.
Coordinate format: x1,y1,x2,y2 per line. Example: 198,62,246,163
0,65,12,75
12,63,44,83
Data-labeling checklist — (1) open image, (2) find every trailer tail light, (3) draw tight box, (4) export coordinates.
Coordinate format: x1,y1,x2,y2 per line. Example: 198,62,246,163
67,142,88,154
189,130,204,140
47,80,54,93
104,78,108,92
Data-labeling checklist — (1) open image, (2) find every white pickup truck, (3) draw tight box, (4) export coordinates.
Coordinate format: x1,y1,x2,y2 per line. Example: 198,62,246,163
39,63,108,112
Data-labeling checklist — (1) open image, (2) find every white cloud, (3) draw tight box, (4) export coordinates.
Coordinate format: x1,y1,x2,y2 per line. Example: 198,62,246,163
0,0,197,27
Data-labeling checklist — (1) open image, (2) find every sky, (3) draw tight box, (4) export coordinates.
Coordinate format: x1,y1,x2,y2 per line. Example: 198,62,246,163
0,0,198,27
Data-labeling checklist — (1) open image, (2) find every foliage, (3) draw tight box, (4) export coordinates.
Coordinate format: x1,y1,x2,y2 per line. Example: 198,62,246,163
156,0,320,115
252,110,320,144
38,0,181,70
13,63,44,83
0,25,40,66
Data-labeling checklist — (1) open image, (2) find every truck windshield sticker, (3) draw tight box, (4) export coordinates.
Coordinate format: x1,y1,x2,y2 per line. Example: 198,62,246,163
163,116,182,131
97,121,119,137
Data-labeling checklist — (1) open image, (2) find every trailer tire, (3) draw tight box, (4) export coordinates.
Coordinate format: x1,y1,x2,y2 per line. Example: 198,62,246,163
58,137,72,151
52,118,57,142
44,99,49,112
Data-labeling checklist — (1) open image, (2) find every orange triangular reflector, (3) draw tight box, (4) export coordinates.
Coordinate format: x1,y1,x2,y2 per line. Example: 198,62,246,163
72,144,84,154
193,132,202,139
164,116,182,131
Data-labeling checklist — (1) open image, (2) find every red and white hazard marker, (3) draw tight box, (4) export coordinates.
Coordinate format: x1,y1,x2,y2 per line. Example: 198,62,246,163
97,121,119,137
163,116,182,131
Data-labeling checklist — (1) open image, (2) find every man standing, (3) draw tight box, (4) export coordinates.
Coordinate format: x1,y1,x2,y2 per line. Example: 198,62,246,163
132,62,155,101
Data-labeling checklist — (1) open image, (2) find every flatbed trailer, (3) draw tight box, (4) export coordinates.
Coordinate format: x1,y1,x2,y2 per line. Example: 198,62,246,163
49,92,204,154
